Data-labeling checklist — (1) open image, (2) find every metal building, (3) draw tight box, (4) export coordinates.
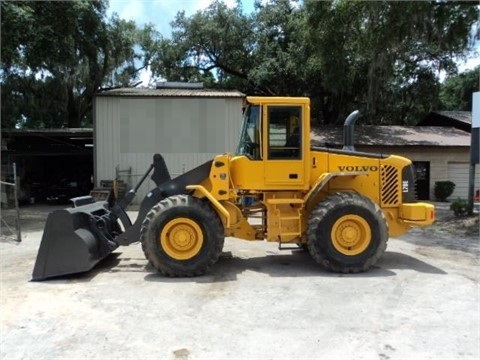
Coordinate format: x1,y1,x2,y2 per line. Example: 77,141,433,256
93,86,245,205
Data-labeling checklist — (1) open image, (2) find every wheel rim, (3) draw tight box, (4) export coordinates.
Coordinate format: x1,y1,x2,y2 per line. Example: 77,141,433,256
160,217,203,260
331,215,371,256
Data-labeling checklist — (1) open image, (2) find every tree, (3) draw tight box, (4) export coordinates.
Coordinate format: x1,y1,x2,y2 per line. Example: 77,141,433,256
152,0,478,125
304,0,479,124
1,1,161,129
439,66,480,111
247,0,307,95
3,0,478,129
152,0,310,95
151,0,255,90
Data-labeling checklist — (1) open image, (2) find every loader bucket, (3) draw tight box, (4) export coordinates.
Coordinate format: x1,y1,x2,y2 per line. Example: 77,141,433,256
32,201,119,281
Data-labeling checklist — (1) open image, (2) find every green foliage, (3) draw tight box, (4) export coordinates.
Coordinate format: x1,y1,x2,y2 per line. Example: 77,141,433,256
450,198,471,217
440,66,480,111
2,0,479,129
152,0,255,87
304,0,478,124
248,0,308,95
154,0,478,125
434,181,456,202
1,0,162,128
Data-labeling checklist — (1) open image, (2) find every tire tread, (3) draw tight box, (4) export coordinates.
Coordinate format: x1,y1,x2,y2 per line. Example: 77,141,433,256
140,195,224,277
307,192,388,273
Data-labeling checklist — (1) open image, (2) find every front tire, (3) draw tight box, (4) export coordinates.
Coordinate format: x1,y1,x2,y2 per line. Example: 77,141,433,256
307,192,388,273
140,195,224,277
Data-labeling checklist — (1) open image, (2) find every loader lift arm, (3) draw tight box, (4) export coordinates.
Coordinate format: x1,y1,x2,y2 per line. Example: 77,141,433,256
109,154,170,234
115,155,212,246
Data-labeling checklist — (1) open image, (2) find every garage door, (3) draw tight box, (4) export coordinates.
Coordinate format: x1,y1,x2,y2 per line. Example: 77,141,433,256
447,162,480,200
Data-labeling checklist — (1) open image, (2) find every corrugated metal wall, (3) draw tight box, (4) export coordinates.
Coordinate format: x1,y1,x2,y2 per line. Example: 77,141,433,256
94,97,120,182
94,96,243,205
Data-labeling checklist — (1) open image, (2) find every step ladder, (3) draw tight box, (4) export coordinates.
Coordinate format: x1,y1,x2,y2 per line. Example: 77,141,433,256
265,197,304,249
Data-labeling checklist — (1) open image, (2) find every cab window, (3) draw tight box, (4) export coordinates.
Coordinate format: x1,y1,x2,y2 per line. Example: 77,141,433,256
267,106,302,160
236,105,261,160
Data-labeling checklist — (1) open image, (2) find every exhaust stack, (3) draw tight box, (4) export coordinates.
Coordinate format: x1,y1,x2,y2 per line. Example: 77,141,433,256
343,110,361,151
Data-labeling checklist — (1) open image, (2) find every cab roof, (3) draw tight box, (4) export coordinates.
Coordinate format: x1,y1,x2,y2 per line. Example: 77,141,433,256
246,96,310,105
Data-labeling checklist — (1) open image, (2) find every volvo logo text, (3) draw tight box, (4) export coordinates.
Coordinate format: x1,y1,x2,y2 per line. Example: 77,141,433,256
339,165,379,172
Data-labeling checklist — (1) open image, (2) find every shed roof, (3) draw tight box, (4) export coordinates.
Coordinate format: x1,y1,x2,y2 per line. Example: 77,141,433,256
417,111,472,132
96,87,245,98
1,128,93,153
311,125,471,147
2,128,92,136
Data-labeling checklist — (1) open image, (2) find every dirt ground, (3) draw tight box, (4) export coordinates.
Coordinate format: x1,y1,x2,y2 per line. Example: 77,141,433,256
0,202,479,359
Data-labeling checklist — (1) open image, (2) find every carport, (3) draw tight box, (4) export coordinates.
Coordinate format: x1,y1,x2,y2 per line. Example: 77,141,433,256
1,129,93,205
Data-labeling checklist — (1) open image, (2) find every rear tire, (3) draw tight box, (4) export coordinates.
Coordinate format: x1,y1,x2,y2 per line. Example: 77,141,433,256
307,192,388,273
140,195,224,277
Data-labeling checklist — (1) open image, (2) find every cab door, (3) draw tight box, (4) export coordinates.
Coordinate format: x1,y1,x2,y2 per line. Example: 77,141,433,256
263,104,306,188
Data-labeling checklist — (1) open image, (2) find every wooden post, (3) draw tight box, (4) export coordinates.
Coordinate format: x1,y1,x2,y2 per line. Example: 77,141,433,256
13,163,21,242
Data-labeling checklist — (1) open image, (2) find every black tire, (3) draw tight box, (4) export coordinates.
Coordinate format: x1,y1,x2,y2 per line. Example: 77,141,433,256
140,195,224,277
307,192,388,273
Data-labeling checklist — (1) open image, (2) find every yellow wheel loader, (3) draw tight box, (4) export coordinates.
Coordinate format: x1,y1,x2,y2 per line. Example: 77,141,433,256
32,97,435,280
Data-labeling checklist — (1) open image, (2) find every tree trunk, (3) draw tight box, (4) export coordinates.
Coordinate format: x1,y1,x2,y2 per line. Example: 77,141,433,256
66,87,81,128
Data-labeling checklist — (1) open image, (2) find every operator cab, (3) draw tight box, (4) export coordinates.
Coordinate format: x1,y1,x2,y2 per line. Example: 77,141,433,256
237,103,302,160
233,97,311,189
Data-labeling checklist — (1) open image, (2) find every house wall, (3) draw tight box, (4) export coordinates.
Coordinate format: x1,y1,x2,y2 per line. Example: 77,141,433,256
356,145,479,200
94,96,243,205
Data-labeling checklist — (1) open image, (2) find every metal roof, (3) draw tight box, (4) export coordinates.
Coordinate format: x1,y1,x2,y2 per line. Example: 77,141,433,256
2,128,93,137
2,128,93,153
96,87,245,98
431,111,471,125
417,111,472,132
311,125,472,147
3,124,469,148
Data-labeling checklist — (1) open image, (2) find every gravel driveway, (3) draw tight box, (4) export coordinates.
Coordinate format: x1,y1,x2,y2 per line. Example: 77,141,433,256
1,204,478,360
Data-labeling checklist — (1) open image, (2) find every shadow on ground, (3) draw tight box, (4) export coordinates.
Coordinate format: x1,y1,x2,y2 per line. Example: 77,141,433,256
29,247,446,285
143,250,445,284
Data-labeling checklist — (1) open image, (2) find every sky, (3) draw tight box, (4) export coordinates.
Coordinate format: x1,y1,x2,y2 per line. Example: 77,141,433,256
107,0,258,85
107,0,256,36
106,0,479,86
